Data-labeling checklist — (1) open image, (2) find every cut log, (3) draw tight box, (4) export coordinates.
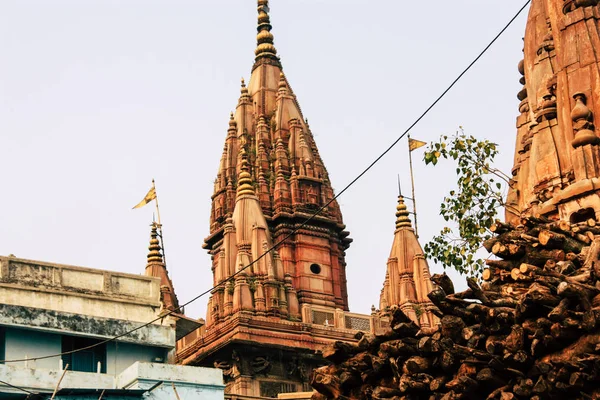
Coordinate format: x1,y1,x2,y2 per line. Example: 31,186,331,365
431,273,455,295
322,341,358,363
483,237,500,253
490,220,514,234
485,259,518,270
403,356,431,374
482,268,493,281
429,376,448,392
538,230,584,253
513,378,534,398
311,368,343,399
311,215,600,400
440,315,466,341
503,325,525,353
493,242,525,259
548,298,570,322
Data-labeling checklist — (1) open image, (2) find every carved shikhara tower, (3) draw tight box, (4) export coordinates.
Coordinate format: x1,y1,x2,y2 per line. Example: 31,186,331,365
379,196,439,329
206,1,351,315
506,0,600,223
176,2,364,397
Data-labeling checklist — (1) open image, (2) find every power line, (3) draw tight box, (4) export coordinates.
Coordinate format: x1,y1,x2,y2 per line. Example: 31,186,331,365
0,378,37,395
0,0,531,365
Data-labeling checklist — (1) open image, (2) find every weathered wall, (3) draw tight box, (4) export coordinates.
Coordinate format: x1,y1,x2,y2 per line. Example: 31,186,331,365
0,304,174,348
0,256,163,325
0,362,224,398
117,362,225,400
0,363,115,393
106,342,167,376
5,327,61,370
3,327,169,376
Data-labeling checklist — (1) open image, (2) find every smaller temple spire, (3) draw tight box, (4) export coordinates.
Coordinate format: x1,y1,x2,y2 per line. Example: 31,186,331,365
145,222,179,311
255,0,278,61
395,196,413,230
379,192,439,328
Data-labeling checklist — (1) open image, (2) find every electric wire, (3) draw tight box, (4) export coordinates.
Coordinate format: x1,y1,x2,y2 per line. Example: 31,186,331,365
0,0,531,365
0,378,36,395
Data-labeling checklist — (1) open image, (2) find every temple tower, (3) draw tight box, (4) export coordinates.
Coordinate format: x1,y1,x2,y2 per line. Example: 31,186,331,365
379,196,439,329
506,0,600,224
176,2,366,397
145,223,179,311
205,1,351,312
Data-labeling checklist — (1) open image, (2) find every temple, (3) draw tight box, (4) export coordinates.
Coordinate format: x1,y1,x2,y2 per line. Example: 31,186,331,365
145,223,179,312
506,0,600,224
175,1,372,397
379,195,439,329
143,223,204,345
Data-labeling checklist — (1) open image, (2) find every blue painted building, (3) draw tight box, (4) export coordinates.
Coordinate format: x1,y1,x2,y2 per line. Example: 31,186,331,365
0,246,224,399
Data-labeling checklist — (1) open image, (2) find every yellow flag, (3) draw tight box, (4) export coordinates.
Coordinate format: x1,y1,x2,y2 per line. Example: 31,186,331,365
132,187,157,209
409,138,427,151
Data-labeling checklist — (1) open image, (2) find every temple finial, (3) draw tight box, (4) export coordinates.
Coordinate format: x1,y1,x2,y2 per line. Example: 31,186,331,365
397,175,402,197
395,196,412,230
237,149,255,197
255,0,278,60
147,223,164,264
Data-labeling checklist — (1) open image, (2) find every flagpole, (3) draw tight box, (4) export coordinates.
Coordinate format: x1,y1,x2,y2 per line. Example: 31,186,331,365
408,135,419,237
152,179,168,268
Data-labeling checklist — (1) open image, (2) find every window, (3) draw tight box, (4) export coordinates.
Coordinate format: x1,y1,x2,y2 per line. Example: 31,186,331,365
61,335,106,373
310,263,321,274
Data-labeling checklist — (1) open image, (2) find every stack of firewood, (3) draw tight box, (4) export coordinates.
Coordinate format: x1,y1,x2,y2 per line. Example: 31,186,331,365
311,217,600,399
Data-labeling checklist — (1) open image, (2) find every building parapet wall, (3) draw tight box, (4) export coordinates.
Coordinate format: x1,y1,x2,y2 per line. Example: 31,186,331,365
0,363,115,393
117,362,223,388
0,256,163,324
300,304,373,333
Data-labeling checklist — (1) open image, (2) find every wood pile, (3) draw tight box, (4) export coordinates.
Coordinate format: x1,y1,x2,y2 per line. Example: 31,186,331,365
311,217,600,399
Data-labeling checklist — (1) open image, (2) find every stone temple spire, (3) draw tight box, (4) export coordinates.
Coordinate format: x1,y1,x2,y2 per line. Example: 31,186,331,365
506,0,600,224
184,2,356,397
145,223,179,311
379,195,439,328
206,0,351,314
255,0,278,64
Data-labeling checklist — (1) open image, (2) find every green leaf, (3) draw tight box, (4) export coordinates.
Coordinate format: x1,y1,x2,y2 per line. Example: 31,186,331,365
423,129,503,278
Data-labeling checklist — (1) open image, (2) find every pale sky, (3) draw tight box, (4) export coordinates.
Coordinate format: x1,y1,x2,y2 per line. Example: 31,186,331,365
0,1,528,319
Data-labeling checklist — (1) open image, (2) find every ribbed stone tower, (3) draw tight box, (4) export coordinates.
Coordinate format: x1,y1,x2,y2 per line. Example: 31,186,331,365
379,196,439,329
506,0,600,224
176,2,363,397
205,1,351,313
145,223,179,312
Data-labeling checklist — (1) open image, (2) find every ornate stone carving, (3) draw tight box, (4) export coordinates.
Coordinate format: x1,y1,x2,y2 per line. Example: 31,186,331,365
571,93,600,148
286,357,307,380
506,0,600,222
251,355,271,375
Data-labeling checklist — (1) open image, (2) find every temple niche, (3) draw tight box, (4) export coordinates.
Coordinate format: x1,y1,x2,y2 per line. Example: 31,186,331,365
506,0,600,224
